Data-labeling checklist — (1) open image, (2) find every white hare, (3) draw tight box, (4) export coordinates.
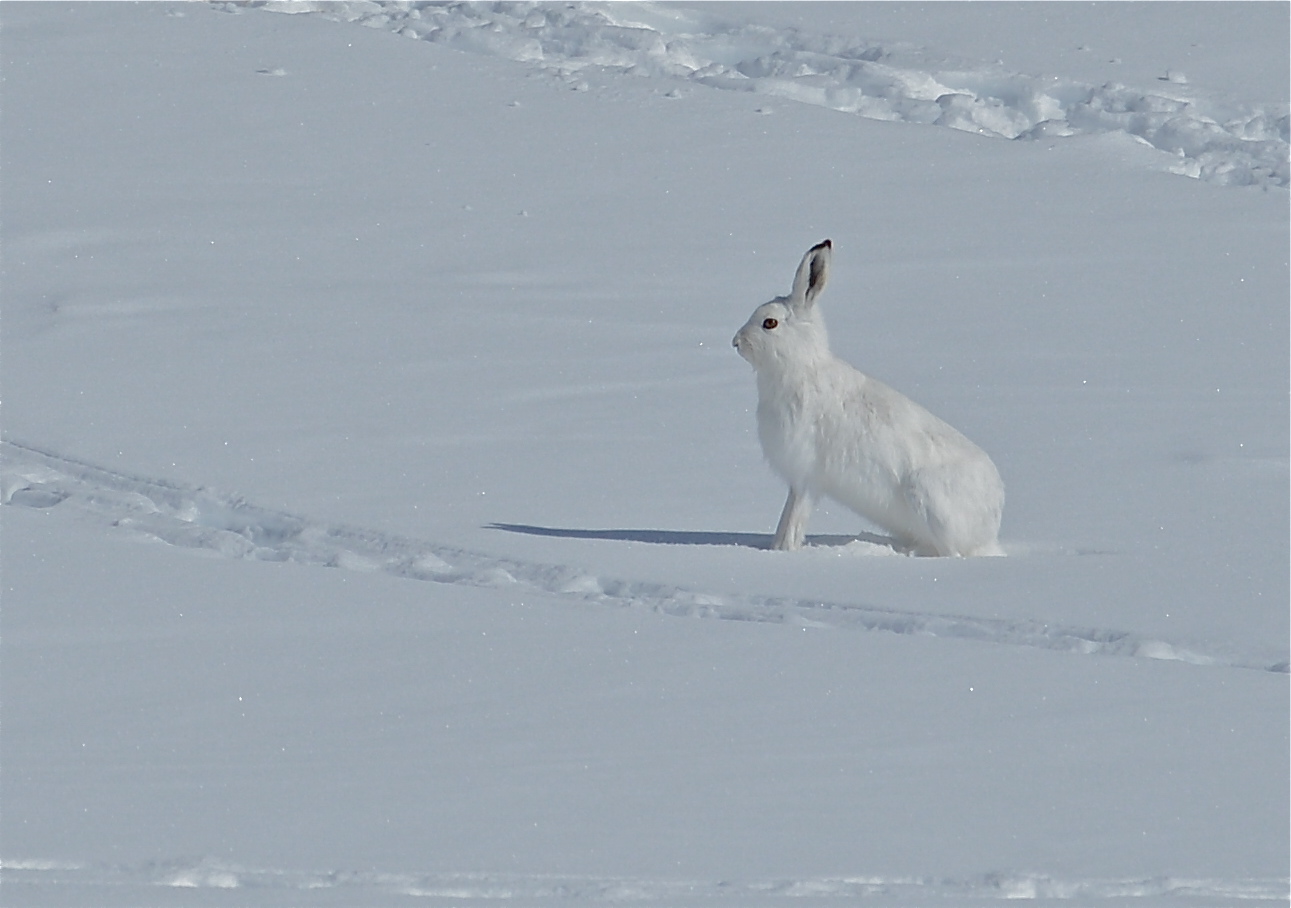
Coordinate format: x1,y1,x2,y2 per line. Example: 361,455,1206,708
732,240,1004,556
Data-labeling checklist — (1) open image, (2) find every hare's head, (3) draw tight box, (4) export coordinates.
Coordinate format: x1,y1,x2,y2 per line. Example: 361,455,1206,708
732,239,832,372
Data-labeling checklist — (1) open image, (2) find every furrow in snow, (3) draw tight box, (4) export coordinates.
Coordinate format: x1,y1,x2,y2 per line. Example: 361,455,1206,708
250,0,1289,188
2,440,1283,673
3,856,1287,905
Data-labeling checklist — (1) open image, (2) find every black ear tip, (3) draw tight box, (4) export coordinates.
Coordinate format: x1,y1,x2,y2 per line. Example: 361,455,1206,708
819,239,832,250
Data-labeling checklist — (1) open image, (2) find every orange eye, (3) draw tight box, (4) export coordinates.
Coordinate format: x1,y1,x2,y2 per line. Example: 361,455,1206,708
762,317,779,330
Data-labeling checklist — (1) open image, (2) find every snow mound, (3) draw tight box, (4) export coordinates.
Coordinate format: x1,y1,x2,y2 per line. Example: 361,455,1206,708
254,0,1289,188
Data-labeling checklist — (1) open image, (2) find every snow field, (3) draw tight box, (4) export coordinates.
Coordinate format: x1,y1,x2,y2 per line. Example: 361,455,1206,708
5,500,1287,905
2,2,1288,906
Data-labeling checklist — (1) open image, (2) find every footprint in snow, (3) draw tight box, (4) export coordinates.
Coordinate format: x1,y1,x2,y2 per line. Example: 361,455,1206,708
2,440,1284,674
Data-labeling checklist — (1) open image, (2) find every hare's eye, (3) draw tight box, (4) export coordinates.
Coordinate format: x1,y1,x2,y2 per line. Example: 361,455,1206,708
762,317,779,330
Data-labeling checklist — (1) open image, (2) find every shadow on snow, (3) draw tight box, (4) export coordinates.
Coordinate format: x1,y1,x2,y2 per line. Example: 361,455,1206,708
486,523,901,552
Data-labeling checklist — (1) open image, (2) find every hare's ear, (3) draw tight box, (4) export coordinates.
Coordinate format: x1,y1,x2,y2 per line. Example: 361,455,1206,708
790,239,832,313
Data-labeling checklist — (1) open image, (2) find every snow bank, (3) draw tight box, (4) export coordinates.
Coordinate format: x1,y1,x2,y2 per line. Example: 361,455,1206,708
258,0,1289,187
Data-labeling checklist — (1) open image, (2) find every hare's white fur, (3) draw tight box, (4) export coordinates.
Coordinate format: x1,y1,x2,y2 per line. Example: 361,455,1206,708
732,240,1004,556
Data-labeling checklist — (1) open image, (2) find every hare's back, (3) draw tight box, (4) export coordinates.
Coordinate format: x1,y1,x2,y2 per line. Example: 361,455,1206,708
831,368,982,462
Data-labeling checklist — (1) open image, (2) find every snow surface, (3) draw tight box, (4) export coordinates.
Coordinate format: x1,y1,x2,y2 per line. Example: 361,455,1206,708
265,0,1291,187
1,2,1288,906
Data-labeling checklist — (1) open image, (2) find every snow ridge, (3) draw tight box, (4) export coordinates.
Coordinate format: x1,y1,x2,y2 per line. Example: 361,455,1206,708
3,856,1287,905
4,440,1284,674
253,0,1289,188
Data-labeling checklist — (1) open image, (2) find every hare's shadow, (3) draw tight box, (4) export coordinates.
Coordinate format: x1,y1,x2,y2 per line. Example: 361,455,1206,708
486,523,902,552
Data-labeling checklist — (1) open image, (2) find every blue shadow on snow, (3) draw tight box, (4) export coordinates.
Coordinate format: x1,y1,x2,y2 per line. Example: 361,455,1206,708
486,523,897,551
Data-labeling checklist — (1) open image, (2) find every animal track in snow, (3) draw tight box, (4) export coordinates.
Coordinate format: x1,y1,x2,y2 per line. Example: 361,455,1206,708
2,855,1286,905
2,440,1284,674
255,0,1289,188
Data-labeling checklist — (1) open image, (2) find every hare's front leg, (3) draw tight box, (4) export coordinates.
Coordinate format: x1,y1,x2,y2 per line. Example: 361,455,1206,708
771,487,813,551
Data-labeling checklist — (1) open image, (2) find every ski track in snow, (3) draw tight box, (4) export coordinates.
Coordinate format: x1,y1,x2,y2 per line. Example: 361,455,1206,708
245,0,1290,188
2,856,1288,905
3,440,1285,675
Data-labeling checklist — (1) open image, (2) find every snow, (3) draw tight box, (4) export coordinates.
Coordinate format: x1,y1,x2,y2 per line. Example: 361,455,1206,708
266,0,1290,186
1,2,1287,906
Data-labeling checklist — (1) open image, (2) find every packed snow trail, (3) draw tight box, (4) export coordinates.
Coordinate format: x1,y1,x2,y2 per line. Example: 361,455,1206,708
253,0,1289,188
4,440,1283,674
3,856,1287,906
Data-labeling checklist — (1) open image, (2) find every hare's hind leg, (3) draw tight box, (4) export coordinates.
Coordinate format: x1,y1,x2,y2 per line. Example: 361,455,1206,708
904,461,1003,557
771,487,813,551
